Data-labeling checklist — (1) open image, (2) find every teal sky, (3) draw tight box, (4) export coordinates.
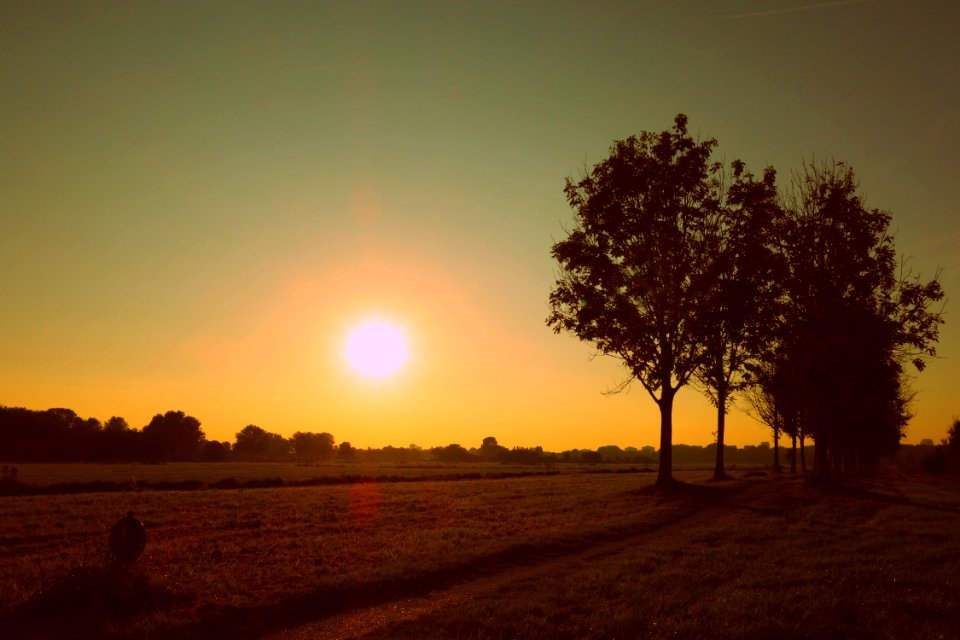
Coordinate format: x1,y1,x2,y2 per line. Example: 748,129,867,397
2,0,957,449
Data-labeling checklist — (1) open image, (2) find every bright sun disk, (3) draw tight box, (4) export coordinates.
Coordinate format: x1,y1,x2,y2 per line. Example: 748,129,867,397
344,319,410,378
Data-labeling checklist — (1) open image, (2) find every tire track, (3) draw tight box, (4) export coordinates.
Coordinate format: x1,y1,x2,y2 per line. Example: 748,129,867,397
264,477,784,640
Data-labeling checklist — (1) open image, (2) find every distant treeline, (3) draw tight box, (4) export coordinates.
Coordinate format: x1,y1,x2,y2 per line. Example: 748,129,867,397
0,405,803,466
4,406,955,472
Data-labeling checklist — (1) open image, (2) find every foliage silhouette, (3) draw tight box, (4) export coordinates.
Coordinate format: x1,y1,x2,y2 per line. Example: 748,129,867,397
775,161,943,479
548,114,723,486
290,431,335,464
142,410,205,461
943,417,960,473
693,159,784,480
234,425,292,460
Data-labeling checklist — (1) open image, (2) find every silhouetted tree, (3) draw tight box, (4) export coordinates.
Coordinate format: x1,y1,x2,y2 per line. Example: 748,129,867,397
234,425,290,460
100,416,140,461
580,450,603,464
338,441,355,460
142,411,205,461
479,436,508,462
0,406,63,460
504,446,546,465
430,443,475,463
548,114,720,486
290,431,334,464
743,358,799,472
200,440,230,461
43,408,81,460
376,445,426,463
943,418,960,473
778,161,943,479
597,445,624,461
694,159,784,480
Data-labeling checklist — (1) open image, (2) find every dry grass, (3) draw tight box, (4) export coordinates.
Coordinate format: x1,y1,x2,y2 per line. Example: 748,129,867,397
0,469,708,639
4,468,955,639
371,471,960,640
0,460,566,487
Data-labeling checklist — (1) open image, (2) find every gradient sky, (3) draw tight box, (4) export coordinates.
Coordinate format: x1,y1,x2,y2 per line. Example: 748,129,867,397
2,0,957,451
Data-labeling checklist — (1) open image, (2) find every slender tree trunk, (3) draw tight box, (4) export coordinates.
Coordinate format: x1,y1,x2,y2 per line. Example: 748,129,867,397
800,432,807,473
790,432,797,473
816,416,833,482
773,404,781,472
818,439,832,482
773,425,781,472
656,389,675,487
713,385,728,481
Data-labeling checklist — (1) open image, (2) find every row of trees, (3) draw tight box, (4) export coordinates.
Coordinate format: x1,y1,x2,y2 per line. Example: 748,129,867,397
548,114,944,484
0,405,814,466
0,406,342,463
0,407,209,462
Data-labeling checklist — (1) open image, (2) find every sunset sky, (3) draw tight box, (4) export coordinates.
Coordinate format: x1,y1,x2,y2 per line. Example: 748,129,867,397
2,1,957,451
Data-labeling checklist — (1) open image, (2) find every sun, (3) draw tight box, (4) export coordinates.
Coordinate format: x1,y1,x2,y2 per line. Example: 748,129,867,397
344,319,410,378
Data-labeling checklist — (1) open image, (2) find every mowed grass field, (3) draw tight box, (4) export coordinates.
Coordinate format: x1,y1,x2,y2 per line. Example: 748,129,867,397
1,466,958,639
2,460,569,487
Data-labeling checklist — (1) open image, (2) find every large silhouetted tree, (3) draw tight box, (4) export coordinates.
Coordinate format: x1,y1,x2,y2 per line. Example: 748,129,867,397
694,160,784,480
548,114,720,486
779,161,943,479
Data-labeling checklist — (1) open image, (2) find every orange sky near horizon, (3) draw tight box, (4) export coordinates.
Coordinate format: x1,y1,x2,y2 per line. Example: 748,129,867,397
1,2,957,451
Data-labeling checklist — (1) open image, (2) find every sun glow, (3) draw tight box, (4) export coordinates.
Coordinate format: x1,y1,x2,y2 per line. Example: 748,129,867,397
344,319,410,378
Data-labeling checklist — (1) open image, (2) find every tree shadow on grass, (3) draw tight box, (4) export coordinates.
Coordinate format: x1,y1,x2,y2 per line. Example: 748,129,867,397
0,564,188,640
808,478,960,515
2,479,745,640
635,478,736,505
141,483,740,640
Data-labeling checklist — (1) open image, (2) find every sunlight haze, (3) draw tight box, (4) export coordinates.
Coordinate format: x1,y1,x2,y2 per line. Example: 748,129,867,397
1,1,957,450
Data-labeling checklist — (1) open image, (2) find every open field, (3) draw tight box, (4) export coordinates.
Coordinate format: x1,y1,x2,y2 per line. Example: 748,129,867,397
0,460,562,487
2,468,958,639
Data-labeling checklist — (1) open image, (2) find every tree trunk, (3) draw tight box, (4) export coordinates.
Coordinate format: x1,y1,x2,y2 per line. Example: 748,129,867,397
656,389,675,487
800,432,807,473
790,432,797,473
817,438,831,482
773,425,781,472
772,404,781,472
713,385,728,481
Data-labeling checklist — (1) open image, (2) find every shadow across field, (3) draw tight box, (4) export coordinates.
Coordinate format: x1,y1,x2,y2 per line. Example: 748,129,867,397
812,477,960,515
356,473,960,640
0,475,742,640
163,479,742,640
635,477,736,501
0,565,189,639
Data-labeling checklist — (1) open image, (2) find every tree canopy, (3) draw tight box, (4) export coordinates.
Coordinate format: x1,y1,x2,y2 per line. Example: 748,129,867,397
774,161,944,478
142,411,206,461
549,117,945,483
548,114,722,485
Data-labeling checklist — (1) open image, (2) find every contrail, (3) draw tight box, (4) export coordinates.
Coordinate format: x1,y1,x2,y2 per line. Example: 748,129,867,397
718,0,877,20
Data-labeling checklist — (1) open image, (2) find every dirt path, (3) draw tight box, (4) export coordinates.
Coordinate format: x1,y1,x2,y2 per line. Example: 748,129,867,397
263,476,783,640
